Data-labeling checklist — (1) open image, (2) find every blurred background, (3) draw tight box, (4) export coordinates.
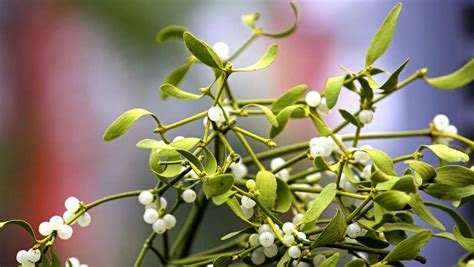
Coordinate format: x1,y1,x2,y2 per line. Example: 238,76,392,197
0,0,472,266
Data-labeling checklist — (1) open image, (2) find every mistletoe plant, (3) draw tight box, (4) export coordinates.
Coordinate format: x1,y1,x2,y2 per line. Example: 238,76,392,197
3,2,474,267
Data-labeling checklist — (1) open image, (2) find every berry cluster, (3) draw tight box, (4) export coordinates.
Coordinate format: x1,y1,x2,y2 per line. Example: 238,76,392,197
304,91,329,115
432,114,457,145
138,191,177,234
16,249,40,267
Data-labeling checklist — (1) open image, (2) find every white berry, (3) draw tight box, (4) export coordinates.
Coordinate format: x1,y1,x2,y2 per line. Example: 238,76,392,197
317,97,330,115
259,232,275,247
292,213,304,225
346,222,362,238
65,196,80,212
282,222,295,235
57,225,73,240
182,189,197,203
63,210,76,224
172,136,184,142
313,254,326,266
246,179,256,190
49,215,65,231
305,91,321,107
230,162,248,178
263,244,279,258
39,221,53,236
208,106,224,122
241,196,256,209
143,209,159,224
296,231,307,241
77,212,91,227
212,42,230,61
249,233,260,247
358,109,374,125
445,125,457,135
152,219,167,234
163,214,176,229
310,138,333,158
288,246,301,259
16,250,29,264
362,164,372,179
251,248,266,265
466,259,474,267
138,191,154,205
160,197,168,209
258,224,271,234
241,205,254,219
271,157,285,170
433,114,449,131
282,234,295,246
145,202,157,210
27,248,41,262
66,257,81,267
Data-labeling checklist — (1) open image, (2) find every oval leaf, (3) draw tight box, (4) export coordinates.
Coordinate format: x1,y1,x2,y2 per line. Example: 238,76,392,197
364,148,396,176
275,178,293,213
160,84,203,100
161,63,192,99
425,59,474,90
374,190,410,211
269,105,306,138
299,183,337,225
404,160,436,183
423,144,469,163
242,104,279,127
256,170,277,209
325,75,346,109
409,194,445,231
434,165,474,187
339,109,360,127
204,174,235,197
380,58,410,92
233,44,278,72
156,25,188,44
384,230,432,262
272,84,308,113
183,32,223,69
103,108,157,141
311,211,347,248
0,220,36,240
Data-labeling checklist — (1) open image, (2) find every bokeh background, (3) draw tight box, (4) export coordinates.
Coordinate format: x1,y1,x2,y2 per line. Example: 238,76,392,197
0,0,473,266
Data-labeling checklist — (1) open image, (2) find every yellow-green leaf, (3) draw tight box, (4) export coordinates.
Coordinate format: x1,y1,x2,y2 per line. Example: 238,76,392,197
364,148,396,176
103,108,157,141
0,220,36,240
384,230,432,262
320,253,340,267
183,32,223,69
374,190,410,211
275,178,293,213
453,226,474,252
325,75,346,109
161,63,192,99
160,84,203,100
272,84,308,113
203,174,235,197
261,1,299,38
311,211,347,248
404,160,436,183
233,44,278,72
409,194,445,231
242,104,279,127
380,58,410,92
156,25,188,44
425,59,474,90
299,183,337,225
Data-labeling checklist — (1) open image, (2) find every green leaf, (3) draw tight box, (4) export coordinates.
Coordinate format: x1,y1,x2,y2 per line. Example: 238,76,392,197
339,109,360,127
344,258,365,267
425,201,472,238
425,59,474,90
312,211,347,248
203,174,235,197
226,197,258,226
0,220,36,240
212,190,235,206
150,155,182,182
365,3,403,66
272,84,308,113
269,105,306,138
103,108,156,141
277,251,291,267
453,226,474,252
242,13,260,29
309,112,332,137
381,223,427,233
220,227,254,241
156,25,188,44
183,32,223,69
313,156,331,171
409,194,445,231
374,190,410,211
355,236,390,249
233,44,278,72
242,104,278,127
299,183,337,225
170,137,201,152
161,63,192,100
50,249,61,267
380,58,410,92
261,1,299,38
404,160,436,183
384,230,432,262
256,171,277,209
358,77,374,102
422,144,469,163
213,256,233,267
160,84,203,100
325,75,346,109
391,175,416,194
425,184,474,200
203,147,217,175
434,165,474,187
364,148,397,176
275,178,293,213
320,253,340,267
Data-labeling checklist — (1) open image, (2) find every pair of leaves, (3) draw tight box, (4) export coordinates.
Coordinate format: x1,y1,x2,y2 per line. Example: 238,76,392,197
425,165,474,200
269,104,306,138
324,75,346,109
103,108,158,142
311,211,347,248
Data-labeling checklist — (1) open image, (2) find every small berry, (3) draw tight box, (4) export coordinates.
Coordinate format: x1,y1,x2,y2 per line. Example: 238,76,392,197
27,249,41,262
259,232,275,247
182,189,197,203
160,197,168,209
433,114,449,131
163,214,176,229
172,136,184,142
64,196,80,212
245,179,256,190
263,244,278,258
282,234,295,246
63,210,76,224
275,169,290,181
313,254,326,266
16,250,29,264
230,162,248,178
152,219,167,234
305,91,321,107
145,202,158,210
445,125,458,135
77,213,92,227
66,257,80,267
317,97,330,115
249,233,260,247
358,109,374,125
251,249,266,265
346,222,362,238
362,164,372,179
466,259,474,267
288,246,301,259
258,224,271,234
143,209,159,224
208,106,224,122
57,225,73,240
212,42,230,61
296,231,307,241
138,191,154,206
310,139,333,158
241,205,254,219
241,196,256,209
292,214,304,225
49,216,65,231
282,222,295,235
39,221,53,236
270,157,285,170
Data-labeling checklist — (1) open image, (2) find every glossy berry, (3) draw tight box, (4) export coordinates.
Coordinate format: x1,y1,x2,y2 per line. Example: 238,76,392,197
245,179,256,190
305,91,321,107
270,157,285,170
317,97,330,115
16,250,29,264
263,244,278,258
49,216,65,231
160,197,168,209
153,219,167,234
362,164,372,179
258,224,271,234
288,246,301,259
138,191,154,205
63,210,76,224
230,162,248,178
251,249,266,265
282,234,295,246
57,225,73,240
259,232,275,247
241,205,254,219
241,196,256,209
282,222,295,235
313,254,326,266
182,189,197,203
27,249,41,262
77,213,92,227
207,106,224,122
310,138,333,158
64,196,80,212
249,233,260,247
39,221,53,236
212,42,230,61
292,213,304,225
433,114,449,131
163,214,176,229
172,136,184,142
143,209,159,224
346,222,362,238
296,231,307,240
445,125,457,135
358,109,374,125
66,257,81,267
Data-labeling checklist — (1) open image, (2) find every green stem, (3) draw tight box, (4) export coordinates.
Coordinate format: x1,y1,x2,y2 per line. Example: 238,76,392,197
352,126,361,147
392,153,417,163
232,126,276,147
134,232,165,266
345,195,372,223
227,33,258,62
271,152,307,174
155,111,208,133
190,236,246,257
234,131,265,171
289,185,367,200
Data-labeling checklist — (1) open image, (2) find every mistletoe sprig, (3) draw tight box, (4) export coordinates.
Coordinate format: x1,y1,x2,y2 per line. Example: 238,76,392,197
3,2,474,267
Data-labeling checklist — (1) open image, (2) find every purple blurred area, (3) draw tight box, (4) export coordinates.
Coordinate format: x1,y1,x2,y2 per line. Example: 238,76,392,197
0,0,472,266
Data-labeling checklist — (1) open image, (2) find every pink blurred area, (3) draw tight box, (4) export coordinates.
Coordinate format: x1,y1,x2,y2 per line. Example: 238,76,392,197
0,0,472,266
